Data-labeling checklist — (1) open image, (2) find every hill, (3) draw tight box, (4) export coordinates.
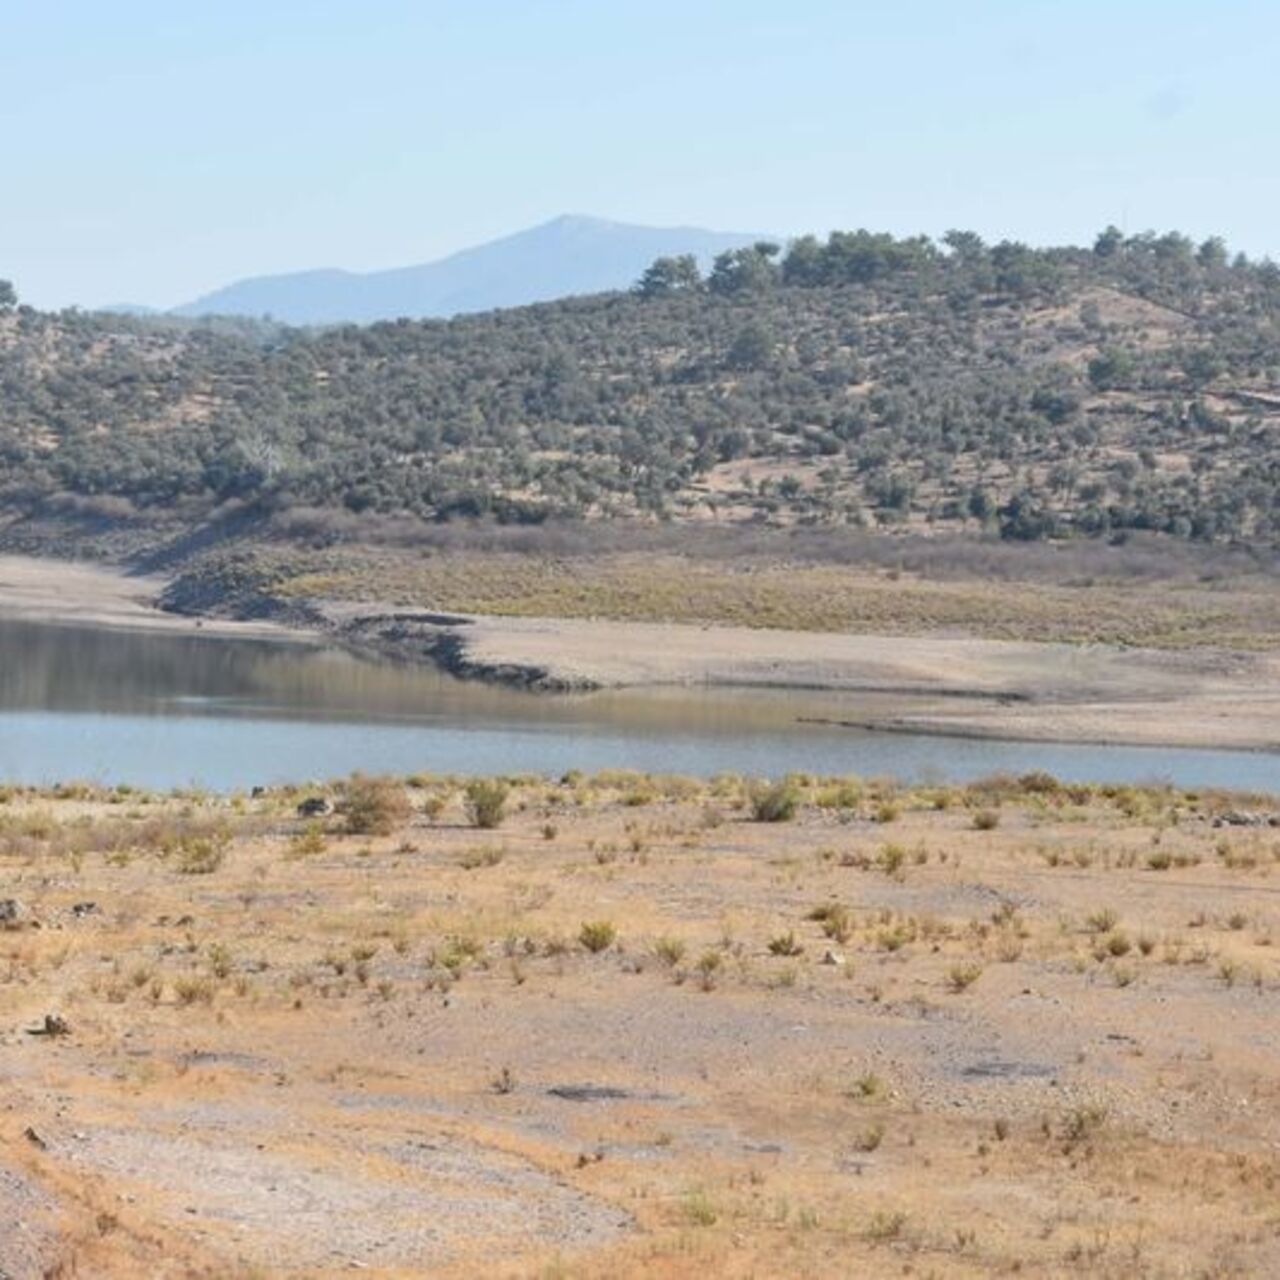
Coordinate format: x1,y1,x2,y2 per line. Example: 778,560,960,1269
1,225,1278,560
169,215,764,324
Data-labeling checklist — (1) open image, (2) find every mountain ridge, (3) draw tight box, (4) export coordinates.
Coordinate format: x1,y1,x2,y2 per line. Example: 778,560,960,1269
169,214,766,324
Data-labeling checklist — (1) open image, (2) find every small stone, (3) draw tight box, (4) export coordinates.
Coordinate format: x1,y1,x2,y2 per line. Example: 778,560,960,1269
27,1013,69,1037
821,949,846,966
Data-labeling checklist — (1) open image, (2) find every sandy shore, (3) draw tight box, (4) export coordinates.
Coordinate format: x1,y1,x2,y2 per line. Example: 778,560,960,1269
0,555,310,642
333,607,1280,753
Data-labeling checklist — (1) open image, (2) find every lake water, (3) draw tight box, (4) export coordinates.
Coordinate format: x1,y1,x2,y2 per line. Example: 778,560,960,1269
0,618,1275,792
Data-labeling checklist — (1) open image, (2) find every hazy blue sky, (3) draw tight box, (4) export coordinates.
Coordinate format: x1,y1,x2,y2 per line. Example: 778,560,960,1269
4,1,1278,309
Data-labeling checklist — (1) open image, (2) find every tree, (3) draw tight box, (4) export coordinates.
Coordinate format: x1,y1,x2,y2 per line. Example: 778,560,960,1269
726,322,773,370
781,235,824,286
1181,347,1223,387
1153,231,1193,265
708,243,780,295
943,229,990,274
967,486,995,520
1087,347,1135,391
0,280,16,310
999,491,1057,540
1031,386,1080,425
1196,237,1228,271
991,241,1061,300
634,254,701,298
1093,226,1124,258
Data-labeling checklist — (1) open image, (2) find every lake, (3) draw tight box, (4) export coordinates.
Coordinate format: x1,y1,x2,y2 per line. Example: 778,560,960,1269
0,618,1275,791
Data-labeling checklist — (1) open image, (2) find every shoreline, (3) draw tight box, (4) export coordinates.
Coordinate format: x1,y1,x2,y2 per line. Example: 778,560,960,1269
333,606,1280,753
0,554,317,644
0,553,1277,755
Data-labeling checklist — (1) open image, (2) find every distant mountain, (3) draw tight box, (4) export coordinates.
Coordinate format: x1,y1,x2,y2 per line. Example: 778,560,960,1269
171,215,766,325
98,303,161,317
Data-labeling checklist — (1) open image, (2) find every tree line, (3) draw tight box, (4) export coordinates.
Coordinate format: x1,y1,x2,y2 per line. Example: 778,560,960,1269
1,225,1278,546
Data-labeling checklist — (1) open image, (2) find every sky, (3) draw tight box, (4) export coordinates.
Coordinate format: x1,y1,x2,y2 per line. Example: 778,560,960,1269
3,1,1278,310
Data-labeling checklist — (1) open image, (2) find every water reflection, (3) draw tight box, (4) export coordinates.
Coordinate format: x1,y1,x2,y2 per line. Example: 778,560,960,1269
0,619,1275,791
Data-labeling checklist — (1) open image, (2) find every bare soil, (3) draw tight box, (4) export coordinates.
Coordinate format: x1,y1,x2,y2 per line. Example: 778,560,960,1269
2,774,1280,1277
0,555,307,642
331,607,1280,751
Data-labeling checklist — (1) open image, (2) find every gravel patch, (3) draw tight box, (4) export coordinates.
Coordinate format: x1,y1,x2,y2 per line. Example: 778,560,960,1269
54,1123,629,1271
0,1163,59,1280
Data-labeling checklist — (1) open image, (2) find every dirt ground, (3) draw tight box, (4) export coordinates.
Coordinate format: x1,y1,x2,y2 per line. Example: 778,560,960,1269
3,771,1280,1277
0,556,304,642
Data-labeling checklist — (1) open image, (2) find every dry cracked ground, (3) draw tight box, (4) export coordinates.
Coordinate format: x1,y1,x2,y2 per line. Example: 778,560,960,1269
2,770,1280,1278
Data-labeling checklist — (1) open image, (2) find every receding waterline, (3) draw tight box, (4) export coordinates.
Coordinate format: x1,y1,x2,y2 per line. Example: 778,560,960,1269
0,619,1274,791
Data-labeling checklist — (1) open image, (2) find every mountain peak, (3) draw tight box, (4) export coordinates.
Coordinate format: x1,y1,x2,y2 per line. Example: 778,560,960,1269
171,217,764,325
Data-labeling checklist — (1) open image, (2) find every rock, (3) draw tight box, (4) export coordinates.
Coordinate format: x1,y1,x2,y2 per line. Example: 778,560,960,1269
296,796,334,818
0,898,23,927
548,1084,631,1102
23,1126,46,1150
26,1014,69,1037
1213,810,1276,828
251,785,268,798
821,949,846,966
70,901,99,918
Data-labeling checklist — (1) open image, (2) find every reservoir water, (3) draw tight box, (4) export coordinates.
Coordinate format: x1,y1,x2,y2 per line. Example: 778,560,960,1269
0,618,1274,792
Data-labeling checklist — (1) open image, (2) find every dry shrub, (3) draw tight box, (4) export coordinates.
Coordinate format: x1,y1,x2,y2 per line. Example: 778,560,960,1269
750,780,800,823
343,774,411,836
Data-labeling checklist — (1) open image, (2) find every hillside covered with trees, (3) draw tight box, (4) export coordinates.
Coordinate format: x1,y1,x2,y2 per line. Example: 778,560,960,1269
2,225,1279,549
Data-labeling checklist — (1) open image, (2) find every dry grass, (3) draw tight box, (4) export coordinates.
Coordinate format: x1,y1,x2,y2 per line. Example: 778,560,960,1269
2,770,1279,1277
274,544,1280,649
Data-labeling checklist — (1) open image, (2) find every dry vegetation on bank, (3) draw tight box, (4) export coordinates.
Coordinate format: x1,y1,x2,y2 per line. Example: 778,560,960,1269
276,543,1280,650
3,770,1280,1277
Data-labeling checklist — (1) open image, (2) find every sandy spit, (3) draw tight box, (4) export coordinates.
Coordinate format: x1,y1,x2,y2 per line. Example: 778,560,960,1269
330,607,1280,753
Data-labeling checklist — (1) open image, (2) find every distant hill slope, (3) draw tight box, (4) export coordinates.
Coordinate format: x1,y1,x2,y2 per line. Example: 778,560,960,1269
3,225,1278,551
170,215,764,324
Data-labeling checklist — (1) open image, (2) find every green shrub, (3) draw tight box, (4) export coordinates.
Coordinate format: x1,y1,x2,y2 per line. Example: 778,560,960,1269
815,780,862,810
578,920,617,953
463,779,509,829
876,844,907,878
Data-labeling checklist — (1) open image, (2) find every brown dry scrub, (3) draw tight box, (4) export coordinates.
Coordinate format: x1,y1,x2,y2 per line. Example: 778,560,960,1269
275,541,1280,649
1,771,1279,1278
